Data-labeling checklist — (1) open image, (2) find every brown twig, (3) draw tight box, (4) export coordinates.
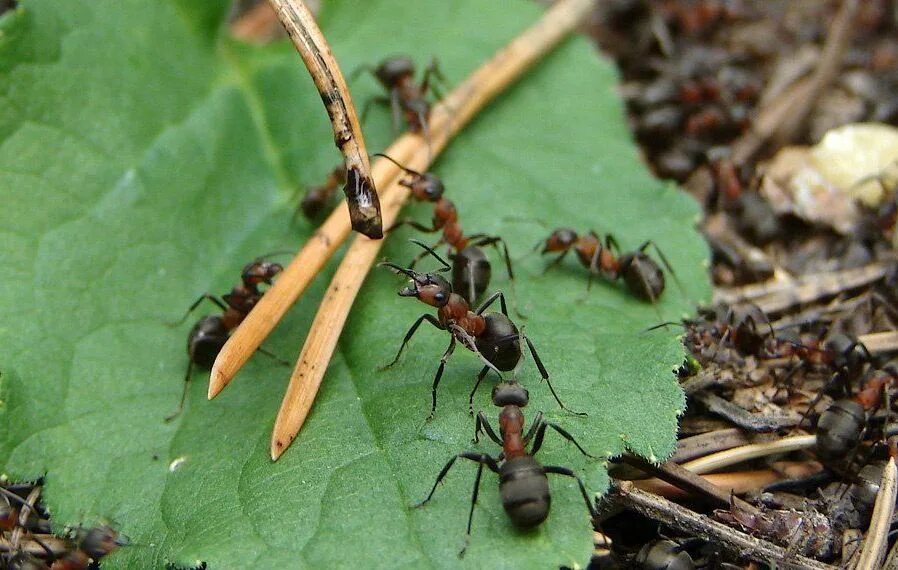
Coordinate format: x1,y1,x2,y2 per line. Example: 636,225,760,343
713,261,891,313
267,0,382,238
609,481,835,570
270,0,597,459
730,0,858,164
670,428,754,464
617,454,761,514
634,469,782,498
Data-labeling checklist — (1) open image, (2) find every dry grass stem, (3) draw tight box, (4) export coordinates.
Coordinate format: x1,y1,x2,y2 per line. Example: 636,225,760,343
269,0,597,459
856,457,897,570
858,331,898,355
267,0,382,238
680,434,816,474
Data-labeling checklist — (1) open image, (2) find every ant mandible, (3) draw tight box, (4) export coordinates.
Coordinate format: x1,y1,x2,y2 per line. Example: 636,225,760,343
380,241,582,418
539,228,679,304
415,381,597,556
356,56,445,136
376,153,515,305
167,257,286,422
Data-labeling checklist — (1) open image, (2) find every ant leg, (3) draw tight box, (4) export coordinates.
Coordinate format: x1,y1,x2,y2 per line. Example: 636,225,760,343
475,291,508,317
428,336,457,420
471,235,525,318
359,95,390,125
165,361,194,423
542,466,597,518
414,452,500,507
169,294,228,326
529,417,597,459
542,250,570,274
474,411,502,445
468,366,491,416
381,314,443,370
387,219,438,234
257,346,291,367
389,88,402,136
640,240,687,298
524,335,587,416
420,57,446,97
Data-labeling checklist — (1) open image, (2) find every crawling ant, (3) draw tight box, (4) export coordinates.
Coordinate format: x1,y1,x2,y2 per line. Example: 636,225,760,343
814,363,898,464
380,241,581,418
295,164,347,221
167,257,286,421
376,154,515,305
415,381,596,556
539,228,679,304
355,56,445,135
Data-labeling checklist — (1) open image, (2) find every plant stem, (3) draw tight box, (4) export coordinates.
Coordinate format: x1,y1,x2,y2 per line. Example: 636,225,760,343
267,0,382,238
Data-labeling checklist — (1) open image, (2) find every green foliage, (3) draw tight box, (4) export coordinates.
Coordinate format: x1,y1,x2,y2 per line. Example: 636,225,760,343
0,0,710,567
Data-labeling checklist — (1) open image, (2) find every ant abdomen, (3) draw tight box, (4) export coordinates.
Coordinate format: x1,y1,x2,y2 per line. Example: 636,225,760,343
187,316,230,368
451,246,491,304
499,457,551,529
475,313,521,371
815,399,865,461
620,252,665,301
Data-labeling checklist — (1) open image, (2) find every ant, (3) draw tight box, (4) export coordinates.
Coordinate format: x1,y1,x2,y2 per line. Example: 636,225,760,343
355,56,445,136
295,164,347,221
380,241,581,418
814,363,898,465
415,382,596,556
538,228,679,305
376,153,515,305
167,257,287,422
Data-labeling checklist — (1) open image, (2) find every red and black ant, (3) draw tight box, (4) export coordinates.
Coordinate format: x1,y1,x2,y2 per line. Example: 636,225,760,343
538,228,679,305
167,257,287,421
380,241,581,418
415,381,596,556
295,164,347,221
375,154,516,306
355,56,445,136
813,362,898,465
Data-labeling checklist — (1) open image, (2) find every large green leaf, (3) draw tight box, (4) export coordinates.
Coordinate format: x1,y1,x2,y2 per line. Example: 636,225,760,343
0,0,710,567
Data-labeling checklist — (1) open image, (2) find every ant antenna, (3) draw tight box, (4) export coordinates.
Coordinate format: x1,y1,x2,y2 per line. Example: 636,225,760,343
643,321,686,333
408,239,451,272
378,261,424,283
373,153,424,177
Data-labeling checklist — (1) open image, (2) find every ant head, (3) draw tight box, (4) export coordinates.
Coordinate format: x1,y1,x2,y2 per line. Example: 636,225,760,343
491,382,529,408
381,240,453,307
242,260,283,286
79,525,128,559
375,56,415,87
541,228,578,253
398,272,452,307
409,173,445,202
619,252,665,302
